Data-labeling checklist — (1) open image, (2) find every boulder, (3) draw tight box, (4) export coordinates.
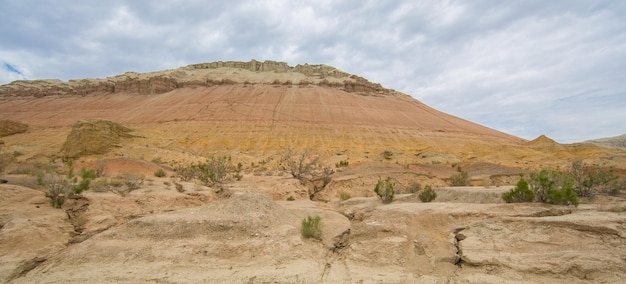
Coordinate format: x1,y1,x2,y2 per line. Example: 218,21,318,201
61,119,137,158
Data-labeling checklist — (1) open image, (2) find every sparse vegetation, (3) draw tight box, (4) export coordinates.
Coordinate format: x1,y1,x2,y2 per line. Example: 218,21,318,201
38,160,97,208
450,168,471,186
502,174,535,203
281,148,320,182
154,168,166,177
335,160,349,168
419,185,437,202
197,155,232,185
570,160,623,196
173,155,242,185
339,192,351,201
301,215,322,240
374,177,395,204
119,173,144,191
286,196,295,201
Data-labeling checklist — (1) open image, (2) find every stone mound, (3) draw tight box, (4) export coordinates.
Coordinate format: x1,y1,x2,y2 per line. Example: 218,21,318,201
61,119,136,158
0,120,28,137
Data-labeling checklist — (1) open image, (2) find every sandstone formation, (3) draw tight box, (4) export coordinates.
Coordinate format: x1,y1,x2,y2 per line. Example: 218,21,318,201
61,119,137,158
0,120,28,137
0,60,387,98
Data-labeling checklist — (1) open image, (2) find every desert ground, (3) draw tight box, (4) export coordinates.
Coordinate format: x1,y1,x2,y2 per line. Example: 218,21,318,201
1,60,625,283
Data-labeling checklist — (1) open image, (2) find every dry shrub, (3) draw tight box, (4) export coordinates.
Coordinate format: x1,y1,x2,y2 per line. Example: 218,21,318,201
301,215,322,240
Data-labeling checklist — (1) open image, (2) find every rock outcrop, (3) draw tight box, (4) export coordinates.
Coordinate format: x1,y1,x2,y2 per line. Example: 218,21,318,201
0,60,394,98
0,120,28,137
61,119,137,158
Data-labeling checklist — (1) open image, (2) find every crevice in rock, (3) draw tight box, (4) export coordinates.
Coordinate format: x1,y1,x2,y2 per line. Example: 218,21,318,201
453,226,466,267
6,256,47,282
63,195,92,243
512,208,572,217
321,227,351,282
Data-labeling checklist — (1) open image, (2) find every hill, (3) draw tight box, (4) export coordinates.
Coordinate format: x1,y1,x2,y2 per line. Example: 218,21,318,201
0,60,625,283
584,134,626,149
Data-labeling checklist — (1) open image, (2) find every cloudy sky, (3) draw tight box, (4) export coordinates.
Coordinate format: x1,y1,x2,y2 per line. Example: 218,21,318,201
1,0,625,143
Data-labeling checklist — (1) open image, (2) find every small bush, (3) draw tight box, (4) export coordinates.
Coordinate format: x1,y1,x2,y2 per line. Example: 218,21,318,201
119,173,144,191
43,176,72,208
196,155,239,185
450,170,471,186
39,163,97,207
546,181,579,207
154,168,166,177
73,168,96,194
281,148,320,182
335,160,349,168
286,196,295,201
301,215,322,240
419,185,437,202
339,192,351,201
374,177,395,203
502,176,535,203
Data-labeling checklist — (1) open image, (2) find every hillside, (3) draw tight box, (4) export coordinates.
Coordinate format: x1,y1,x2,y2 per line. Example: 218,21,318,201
585,134,626,149
1,60,625,283
2,60,622,168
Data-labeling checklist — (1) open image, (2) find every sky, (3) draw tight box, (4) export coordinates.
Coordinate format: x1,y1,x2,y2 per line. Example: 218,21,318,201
1,0,625,143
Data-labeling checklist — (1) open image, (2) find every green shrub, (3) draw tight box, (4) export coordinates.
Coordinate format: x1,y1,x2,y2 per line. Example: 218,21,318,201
39,163,97,207
43,176,72,208
546,181,579,207
196,155,240,185
529,169,562,202
154,168,166,177
374,177,395,203
419,185,437,202
339,192,351,201
502,176,535,203
301,215,322,240
286,196,295,201
335,160,349,168
525,168,581,207
450,170,471,186
73,168,96,194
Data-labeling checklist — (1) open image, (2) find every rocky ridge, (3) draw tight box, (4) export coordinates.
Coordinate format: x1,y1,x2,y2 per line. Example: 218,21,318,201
0,60,393,98
585,134,626,149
